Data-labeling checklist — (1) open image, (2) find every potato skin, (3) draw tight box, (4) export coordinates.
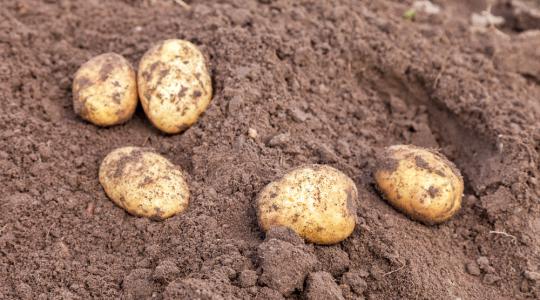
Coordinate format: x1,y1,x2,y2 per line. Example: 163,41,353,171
72,53,137,126
374,145,464,224
137,39,212,134
256,165,358,245
99,147,189,220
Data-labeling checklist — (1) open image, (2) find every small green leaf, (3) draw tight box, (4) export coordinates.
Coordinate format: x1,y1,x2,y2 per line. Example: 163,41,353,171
404,9,416,21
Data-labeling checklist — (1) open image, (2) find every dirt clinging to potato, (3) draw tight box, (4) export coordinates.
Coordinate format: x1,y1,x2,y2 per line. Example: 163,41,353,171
1,0,539,299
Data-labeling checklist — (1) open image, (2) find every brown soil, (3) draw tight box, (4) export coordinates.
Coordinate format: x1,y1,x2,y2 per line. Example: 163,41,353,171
1,0,539,299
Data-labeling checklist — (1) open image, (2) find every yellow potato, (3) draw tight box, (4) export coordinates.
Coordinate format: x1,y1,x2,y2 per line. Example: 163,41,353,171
256,165,358,245
137,39,212,134
72,53,138,126
374,144,464,224
99,146,190,220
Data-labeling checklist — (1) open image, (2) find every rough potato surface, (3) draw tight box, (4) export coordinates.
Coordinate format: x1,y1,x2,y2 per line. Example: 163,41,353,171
99,147,190,220
374,144,464,224
72,53,137,126
138,39,212,134
257,165,358,245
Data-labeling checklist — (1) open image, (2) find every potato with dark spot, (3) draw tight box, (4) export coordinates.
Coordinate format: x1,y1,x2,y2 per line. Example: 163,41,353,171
137,39,212,134
256,165,358,245
72,53,137,126
374,144,464,224
99,146,189,220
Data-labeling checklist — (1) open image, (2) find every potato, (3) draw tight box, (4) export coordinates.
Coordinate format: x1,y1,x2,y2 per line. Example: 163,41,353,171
374,144,464,224
72,53,138,126
137,39,212,134
256,165,358,245
99,146,189,220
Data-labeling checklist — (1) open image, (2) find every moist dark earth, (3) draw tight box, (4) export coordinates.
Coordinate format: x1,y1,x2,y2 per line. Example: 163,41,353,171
1,0,539,299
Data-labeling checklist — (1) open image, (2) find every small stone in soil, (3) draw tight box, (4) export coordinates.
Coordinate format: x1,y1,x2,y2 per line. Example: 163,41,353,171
465,261,481,276
248,128,258,139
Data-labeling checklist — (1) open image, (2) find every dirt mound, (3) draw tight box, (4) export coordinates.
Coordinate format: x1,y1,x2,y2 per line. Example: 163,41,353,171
0,0,539,299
